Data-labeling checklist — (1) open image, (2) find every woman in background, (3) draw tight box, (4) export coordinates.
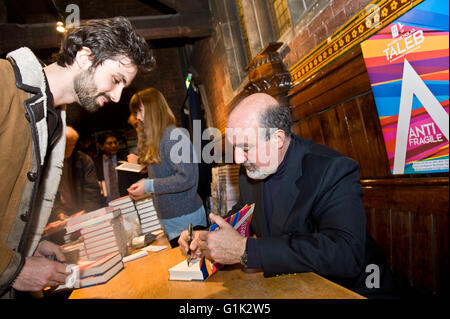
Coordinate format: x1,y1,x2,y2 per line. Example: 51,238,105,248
127,88,207,246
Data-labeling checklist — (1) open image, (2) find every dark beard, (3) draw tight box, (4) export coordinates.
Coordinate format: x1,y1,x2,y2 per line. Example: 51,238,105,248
73,70,107,112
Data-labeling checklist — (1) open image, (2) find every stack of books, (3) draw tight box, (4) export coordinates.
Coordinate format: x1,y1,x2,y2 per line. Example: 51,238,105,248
77,251,124,288
210,165,240,216
65,206,127,260
109,195,163,235
135,197,162,234
61,238,87,260
81,217,128,260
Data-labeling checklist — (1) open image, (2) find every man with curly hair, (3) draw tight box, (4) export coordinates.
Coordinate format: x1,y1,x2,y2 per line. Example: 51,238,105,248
0,16,155,298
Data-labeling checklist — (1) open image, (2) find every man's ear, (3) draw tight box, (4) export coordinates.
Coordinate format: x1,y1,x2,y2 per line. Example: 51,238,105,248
73,47,93,70
274,129,286,149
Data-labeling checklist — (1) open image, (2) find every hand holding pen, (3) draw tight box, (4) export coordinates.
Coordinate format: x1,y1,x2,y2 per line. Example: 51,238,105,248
187,223,193,266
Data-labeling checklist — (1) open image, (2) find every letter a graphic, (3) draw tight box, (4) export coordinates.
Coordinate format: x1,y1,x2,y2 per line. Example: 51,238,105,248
393,59,449,174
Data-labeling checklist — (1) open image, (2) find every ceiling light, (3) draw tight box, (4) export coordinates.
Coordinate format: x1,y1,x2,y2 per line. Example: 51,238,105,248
56,21,66,33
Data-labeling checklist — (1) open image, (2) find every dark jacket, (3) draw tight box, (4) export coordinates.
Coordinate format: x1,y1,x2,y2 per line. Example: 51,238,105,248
93,151,140,204
230,135,393,296
51,150,102,220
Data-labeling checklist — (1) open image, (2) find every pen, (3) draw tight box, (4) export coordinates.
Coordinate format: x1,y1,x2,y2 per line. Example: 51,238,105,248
187,223,193,266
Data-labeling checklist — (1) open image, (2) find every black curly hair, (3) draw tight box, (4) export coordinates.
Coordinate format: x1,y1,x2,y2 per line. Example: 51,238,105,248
57,16,155,72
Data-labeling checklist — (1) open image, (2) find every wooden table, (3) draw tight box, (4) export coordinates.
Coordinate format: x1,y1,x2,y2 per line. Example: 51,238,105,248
70,237,364,299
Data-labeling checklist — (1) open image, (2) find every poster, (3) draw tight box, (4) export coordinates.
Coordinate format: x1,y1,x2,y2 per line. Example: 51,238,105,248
361,0,449,174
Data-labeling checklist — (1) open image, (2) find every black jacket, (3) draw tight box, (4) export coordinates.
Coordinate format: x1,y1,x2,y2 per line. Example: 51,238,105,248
51,150,102,220
93,151,141,202
230,136,393,296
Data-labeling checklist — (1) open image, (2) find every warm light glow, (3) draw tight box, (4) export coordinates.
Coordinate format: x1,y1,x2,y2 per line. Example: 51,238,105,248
56,21,66,33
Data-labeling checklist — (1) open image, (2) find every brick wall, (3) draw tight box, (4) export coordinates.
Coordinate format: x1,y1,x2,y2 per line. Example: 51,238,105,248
191,0,372,130
283,0,372,69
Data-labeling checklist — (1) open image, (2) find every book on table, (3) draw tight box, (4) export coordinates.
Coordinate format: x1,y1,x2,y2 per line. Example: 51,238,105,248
168,203,255,281
81,217,128,260
66,206,120,234
76,252,124,288
115,161,145,173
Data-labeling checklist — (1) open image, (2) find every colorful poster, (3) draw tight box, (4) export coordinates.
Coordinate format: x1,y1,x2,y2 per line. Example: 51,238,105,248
361,0,449,174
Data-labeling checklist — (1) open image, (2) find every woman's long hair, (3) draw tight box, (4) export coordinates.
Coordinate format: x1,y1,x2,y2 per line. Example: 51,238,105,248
129,88,176,165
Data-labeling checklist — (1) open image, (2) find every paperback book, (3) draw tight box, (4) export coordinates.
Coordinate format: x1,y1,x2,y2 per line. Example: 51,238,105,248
168,203,254,281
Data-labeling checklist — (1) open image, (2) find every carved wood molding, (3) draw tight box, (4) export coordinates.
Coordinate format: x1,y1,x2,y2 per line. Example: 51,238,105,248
243,42,292,103
289,0,425,87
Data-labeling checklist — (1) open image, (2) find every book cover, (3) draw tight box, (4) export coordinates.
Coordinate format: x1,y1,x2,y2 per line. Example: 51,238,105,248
168,203,254,281
115,161,145,173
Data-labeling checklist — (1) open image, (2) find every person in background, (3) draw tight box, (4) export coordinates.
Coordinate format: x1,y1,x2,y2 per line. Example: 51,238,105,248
0,16,155,298
44,126,102,245
94,132,140,204
52,126,102,221
127,88,207,247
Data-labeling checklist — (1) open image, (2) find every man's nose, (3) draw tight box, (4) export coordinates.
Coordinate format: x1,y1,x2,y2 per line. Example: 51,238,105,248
234,148,247,164
110,85,124,103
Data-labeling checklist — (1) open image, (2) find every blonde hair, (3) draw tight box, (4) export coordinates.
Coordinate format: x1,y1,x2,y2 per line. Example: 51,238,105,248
129,88,176,165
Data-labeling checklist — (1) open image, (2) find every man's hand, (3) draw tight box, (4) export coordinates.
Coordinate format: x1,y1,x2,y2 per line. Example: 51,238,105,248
178,229,203,259
127,180,145,200
127,154,139,164
197,214,247,265
34,240,66,262
12,256,69,291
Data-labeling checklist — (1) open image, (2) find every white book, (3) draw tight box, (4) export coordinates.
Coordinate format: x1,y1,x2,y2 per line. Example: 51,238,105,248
140,219,160,228
140,215,158,224
108,195,133,207
137,208,156,216
84,235,117,250
141,224,162,234
120,206,137,215
83,230,114,244
78,259,124,288
115,161,145,173
66,206,115,228
87,246,119,260
168,259,205,281
66,208,120,234
86,240,118,254
110,202,135,212
82,225,113,240
78,252,122,278
139,210,157,217
136,201,154,210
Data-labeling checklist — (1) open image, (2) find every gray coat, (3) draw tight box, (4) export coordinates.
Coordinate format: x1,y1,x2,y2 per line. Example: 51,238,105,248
147,125,203,220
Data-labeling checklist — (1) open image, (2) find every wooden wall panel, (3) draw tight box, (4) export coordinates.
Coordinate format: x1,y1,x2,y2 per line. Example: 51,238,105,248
365,207,392,266
355,93,391,177
411,211,435,292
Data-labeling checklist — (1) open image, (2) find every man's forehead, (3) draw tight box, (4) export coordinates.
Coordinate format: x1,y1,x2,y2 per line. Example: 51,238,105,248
226,126,260,144
105,136,117,143
102,57,137,80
